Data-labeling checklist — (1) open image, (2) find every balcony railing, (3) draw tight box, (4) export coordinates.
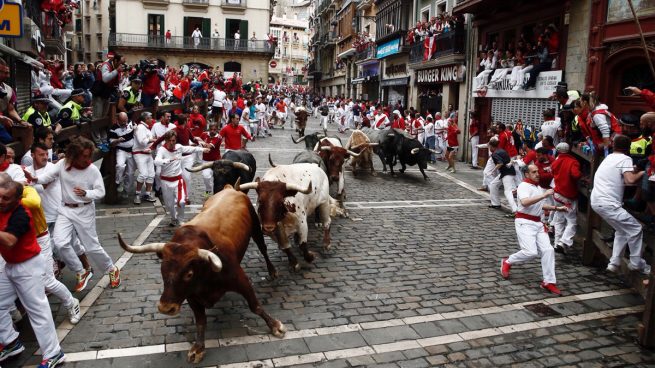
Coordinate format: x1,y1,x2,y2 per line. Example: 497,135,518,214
409,29,466,64
221,0,246,8
355,44,376,62
109,33,276,53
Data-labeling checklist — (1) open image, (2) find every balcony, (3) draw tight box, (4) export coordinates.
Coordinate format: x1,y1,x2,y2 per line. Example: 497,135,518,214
409,29,466,64
183,0,209,8
142,0,169,7
42,13,66,56
354,44,376,62
109,33,275,55
221,0,246,12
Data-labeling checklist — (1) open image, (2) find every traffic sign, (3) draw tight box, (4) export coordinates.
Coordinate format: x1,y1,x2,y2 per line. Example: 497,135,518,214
270,60,277,68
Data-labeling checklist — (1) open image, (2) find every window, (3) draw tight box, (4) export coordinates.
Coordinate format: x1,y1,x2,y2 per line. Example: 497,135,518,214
621,63,655,94
148,14,165,36
420,6,430,22
225,19,248,39
436,0,446,16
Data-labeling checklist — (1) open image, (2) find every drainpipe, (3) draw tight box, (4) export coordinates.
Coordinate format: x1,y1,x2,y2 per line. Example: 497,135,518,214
462,13,474,163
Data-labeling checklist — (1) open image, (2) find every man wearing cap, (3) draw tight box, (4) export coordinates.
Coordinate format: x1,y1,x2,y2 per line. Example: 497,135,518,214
22,95,61,133
57,89,87,129
551,142,581,254
118,77,142,114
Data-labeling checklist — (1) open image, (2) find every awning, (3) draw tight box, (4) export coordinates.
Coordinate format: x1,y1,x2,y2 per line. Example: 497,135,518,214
352,77,365,84
0,43,44,69
380,77,409,87
337,48,356,59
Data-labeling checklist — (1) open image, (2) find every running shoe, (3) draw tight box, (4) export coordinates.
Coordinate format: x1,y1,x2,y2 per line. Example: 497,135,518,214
143,194,157,203
74,269,93,292
37,351,66,368
109,266,121,288
628,263,651,275
68,298,81,325
540,282,562,296
133,195,141,205
0,340,25,362
500,258,511,279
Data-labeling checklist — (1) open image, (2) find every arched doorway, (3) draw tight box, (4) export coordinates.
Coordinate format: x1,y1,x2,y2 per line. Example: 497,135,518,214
602,47,655,117
224,61,241,79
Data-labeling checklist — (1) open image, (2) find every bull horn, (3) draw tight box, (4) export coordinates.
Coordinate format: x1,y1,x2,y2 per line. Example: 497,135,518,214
237,181,259,192
117,233,165,253
187,161,214,173
368,143,379,147
268,153,277,168
347,150,361,157
429,149,442,154
198,249,223,272
411,148,420,155
217,159,234,166
286,181,312,194
320,146,332,151
232,162,251,173
316,133,326,138
291,135,306,143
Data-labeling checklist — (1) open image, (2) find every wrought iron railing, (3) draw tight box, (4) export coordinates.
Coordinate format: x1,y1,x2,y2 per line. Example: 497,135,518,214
354,44,377,61
409,29,466,64
109,33,275,53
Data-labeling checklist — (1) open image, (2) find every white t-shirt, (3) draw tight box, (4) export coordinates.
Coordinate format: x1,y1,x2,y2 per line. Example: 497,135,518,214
26,162,61,223
424,122,435,137
540,119,561,145
213,89,226,107
517,181,545,217
591,153,634,207
256,103,267,119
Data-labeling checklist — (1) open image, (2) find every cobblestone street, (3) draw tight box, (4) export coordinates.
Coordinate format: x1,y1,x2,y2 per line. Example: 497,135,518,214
5,118,655,368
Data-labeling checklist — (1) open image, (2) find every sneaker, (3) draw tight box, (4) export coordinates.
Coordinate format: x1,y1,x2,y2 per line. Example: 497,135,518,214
488,205,501,209
606,264,619,273
68,298,81,324
143,194,157,203
505,212,516,219
74,269,93,292
540,282,562,296
133,195,141,205
500,258,511,279
109,266,121,289
37,351,66,368
628,263,651,275
0,340,25,362
554,244,566,255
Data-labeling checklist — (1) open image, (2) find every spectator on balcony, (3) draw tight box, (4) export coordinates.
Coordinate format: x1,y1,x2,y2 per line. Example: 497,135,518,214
0,58,30,128
474,50,496,91
250,32,257,49
509,49,529,90
234,29,241,50
192,27,203,49
487,50,515,87
165,29,172,44
523,39,551,91
545,24,559,54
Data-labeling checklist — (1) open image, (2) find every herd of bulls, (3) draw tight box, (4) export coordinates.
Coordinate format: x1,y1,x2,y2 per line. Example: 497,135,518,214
117,127,438,363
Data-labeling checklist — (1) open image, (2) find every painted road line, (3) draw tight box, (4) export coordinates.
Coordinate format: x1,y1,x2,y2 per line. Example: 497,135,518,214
60,288,635,363
61,305,642,366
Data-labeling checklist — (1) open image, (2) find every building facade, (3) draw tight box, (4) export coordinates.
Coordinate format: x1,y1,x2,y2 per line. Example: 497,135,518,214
375,0,412,105
110,0,275,81
70,0,111,64
352,0,379,101
269,15,310,86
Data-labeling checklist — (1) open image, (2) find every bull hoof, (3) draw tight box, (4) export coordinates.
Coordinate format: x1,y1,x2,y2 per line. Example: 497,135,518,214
187,344,206,363
323,243,332,252
271,321,287,338
269,269,279,280
290,262,301,272
304,251,316,263
399,169,405,174
314,223,323,229
371,171,377,177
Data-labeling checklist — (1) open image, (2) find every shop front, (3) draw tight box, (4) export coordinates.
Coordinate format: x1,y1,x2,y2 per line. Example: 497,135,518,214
353,61,380,101
413,63,466,115
380,55,409,106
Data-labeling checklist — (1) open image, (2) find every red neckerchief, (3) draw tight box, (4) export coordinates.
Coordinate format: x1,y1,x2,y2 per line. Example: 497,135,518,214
523,177,539,186
164,144,176,152
67,160,92,171
0,160,10,172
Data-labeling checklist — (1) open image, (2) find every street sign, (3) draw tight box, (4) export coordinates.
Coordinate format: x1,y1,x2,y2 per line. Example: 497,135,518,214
269,60,277,68
0,2,23,38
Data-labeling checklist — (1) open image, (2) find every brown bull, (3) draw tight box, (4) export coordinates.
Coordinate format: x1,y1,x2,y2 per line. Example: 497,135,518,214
345,129,378,176
316,138,360,205
117,185,285,363
295,108,309,137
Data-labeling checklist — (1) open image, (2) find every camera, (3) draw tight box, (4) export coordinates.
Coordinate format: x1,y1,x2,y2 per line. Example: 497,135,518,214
0,87,7,99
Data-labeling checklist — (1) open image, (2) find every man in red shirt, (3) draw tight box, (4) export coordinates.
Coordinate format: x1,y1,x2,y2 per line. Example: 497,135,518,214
141,63,163,108
0,179,65,367
522,147,554,189
446,118,461,173
498,122,521,185
391,110,405,130
187,105,207,137
220,113,252,151
199,123,222,196
551,142,581,254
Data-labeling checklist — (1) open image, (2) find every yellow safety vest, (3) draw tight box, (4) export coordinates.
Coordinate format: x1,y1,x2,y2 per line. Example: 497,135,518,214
630,136,651,156
123,87,139,107
22,106,52,127
60,100,82,122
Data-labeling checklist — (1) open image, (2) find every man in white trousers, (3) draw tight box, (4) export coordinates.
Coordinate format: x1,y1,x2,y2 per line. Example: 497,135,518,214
150,111,175,195
155,130,208,226
500,164,568,295
132,112,157,204
109,112,135,194
30,137,121,292
0,180,66,367
434,112,447,161
488,139,518,215
591,135,651,274
551,143,581,254
469,112,481,169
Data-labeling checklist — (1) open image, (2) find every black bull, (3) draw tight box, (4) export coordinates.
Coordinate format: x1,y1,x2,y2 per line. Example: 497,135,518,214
187,150,256,192
381,129,436,180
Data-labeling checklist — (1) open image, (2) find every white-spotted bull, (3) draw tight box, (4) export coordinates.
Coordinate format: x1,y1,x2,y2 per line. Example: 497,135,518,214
117,186,285,363
295,107,309,137
187,150,255,193
237,163,336,271
345,129,378,176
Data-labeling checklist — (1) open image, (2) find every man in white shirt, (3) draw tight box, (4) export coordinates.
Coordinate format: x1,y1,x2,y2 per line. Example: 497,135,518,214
21,127,56,167
423,115,436,163
109,112,135,194
434,112,447,161
540,108,561,146
234,29,241,50
132,112,157,204
212,86,227,125
255,98,270,137
373,108,390,130
500,164,568,295
192,27,203,49
591,135,650,274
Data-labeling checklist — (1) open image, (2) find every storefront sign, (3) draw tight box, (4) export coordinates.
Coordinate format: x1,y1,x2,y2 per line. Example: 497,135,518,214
376,38,400,59
380,77,409,87
416,64,465,84
472,70,563,99
385,63,406,77
0,2,23,38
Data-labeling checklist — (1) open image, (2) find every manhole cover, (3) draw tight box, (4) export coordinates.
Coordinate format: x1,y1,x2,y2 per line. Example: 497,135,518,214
524,303,562,317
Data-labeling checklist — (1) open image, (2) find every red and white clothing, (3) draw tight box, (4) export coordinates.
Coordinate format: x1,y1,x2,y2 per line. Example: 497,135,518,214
447,124,460,148
507,180,556,284
132,122,155,184
155,144,204,223
373,112,390,130
391,116,406,130
434,118,447,158
220,124,252,151
551,152,581,249
200,132,222,193
469,119,480,167
411,118,425,143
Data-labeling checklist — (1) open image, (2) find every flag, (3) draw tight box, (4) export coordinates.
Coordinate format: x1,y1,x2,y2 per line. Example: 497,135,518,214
423,36,436,61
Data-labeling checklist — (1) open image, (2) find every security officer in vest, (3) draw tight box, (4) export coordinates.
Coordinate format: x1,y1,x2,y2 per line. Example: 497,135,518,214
621,114,652,164
117,77,142,114
22,94,61,134
57,89,88,129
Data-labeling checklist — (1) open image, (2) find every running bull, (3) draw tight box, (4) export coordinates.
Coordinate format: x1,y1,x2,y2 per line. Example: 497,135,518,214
117,186,285,363
381,130,438,180
291,132,327,150
345,129,378,176
187,150,255,193
294,106,310,137
315,137,360,203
